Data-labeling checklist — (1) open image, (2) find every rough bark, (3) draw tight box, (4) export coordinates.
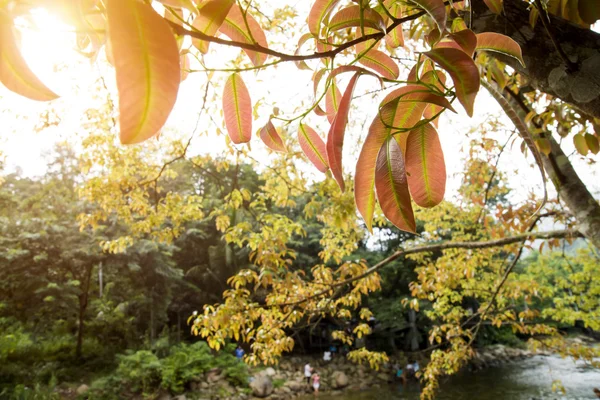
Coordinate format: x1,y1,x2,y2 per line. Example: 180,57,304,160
471,0,600,119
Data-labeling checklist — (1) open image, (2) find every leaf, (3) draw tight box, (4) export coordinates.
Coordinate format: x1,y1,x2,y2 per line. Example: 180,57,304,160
219,5,268,66
191,0,235,53
407,0,447,33
0,16,58,101
355,100,400,232
180,52,190,82
448,29,477,56
327,6,385,32
357,49,399,80
483,0,503,14
382,84,455,113
475,32,525,67
585,133,599,154
295,33,314,70
424,48,480,117
327,72,361,191
451,17,468,33
384,1,404,48
309,0,342,36
535,138,552,155
578,0,600,24
222,73,252,144
299,124,329,172
325,80,342,123
405,123,446,207
375,137,416,233
259,120,287,152
573,133,588,155
106,0,180,144
156,0,198,14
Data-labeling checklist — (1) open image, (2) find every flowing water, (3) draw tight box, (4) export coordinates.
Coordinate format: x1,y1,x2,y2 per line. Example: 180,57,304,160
301,355,600,400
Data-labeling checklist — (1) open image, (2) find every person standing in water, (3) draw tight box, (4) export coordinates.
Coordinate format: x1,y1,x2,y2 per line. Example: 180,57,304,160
311,370,320,396
304,362,313,385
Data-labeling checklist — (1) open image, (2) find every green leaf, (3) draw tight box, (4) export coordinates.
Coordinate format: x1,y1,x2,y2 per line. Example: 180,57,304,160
424,48,480,117
405,123,446,208
483,0,503,15
585,133,599,154
375,137,416,233
106,0,180,144
223,73,252,144
573,133,588,155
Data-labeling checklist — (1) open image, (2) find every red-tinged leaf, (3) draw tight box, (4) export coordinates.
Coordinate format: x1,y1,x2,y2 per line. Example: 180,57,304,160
313,68,327,98
299,124,329,172
219,5,268,66
191,0,235,53
355,100,400,232
357,49,399,80
164,7,184,26
222,73,252,144
475,32,525,67
407,0,447,33
316,40,332,52
483,0,503,15
259,120,287,152
406,59,435,82
325,80,342,123
421,70,448,126
295,33,314,70
0,16,58,101
327,6,385,32
329,65,384,86
382,85,454,113
309,0,342,36
424,48,480,117
449,29,477,56
327,72,361,191
180,52,190,81
405,123,446,207
384,1,404,48
375,137,416,233
157,0,198,13
106,0,180,144
579,0,600,24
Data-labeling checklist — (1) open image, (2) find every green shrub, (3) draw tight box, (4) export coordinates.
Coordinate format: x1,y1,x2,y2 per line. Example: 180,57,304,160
115,350,162,394
160,342,213,393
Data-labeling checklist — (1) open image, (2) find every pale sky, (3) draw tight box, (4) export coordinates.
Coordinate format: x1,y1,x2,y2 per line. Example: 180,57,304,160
1,4,598,211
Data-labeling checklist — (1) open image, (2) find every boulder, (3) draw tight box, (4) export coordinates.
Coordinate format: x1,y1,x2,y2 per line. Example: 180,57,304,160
331,371,349,389
76,384,89,396
173,395,187,400
250,376,274,398
286,380,304,392
207,368,223,383
264,367,277,377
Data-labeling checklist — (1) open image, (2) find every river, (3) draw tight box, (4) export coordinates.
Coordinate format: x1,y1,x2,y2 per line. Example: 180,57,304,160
301,355,600,400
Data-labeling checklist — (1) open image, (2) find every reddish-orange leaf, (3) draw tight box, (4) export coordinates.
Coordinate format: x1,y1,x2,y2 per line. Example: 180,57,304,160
180,52,190,81
375,137,416,233
357,49,399,80
382,84,455,113
483,0,503,15
327,6,385,32
421,70,448,126
475,32,525,67
384,1,404,48
355,99,400,232
295,33,314,70
325,80,342,123
156,0,197,13
222,73,252,144
424,48,480,117
327,72,361,192
192,0,235,54
405,123,446,207
299,124,329,173
448,29,477,56
408,0,447,33
309,0,342,36
259,120,287,152
106,0,180,144
0,16,58,101
219,5,268,66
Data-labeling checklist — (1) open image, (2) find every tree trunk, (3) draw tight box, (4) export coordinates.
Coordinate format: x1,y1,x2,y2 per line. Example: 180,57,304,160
76,264,93,360
471,0,600,119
